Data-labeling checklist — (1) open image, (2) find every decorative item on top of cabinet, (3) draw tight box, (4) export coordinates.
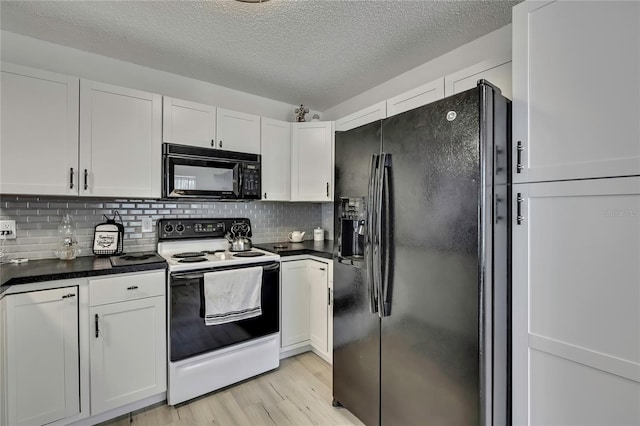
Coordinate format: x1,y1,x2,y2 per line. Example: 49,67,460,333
216,107,261,154
294,104,309,122
291,121,334,202
512,0,640,183
261,118,291,201
386,77,444,118
162,97,216,149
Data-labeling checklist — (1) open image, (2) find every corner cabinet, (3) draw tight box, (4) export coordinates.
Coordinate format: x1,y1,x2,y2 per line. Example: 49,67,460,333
162,96,216,149
291,122,334,202
261,118,291,201
0,64,79,196
280,257,332,363
89,271,166,415
2,285,82,426
512,0,640,182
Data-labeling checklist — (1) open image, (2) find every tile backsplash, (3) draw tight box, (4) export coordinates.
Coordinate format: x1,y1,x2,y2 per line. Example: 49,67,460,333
0,196,322,261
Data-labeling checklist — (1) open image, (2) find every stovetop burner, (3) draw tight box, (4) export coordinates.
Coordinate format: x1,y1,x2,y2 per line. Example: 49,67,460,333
233,252,266,258
172,252,206,258
178,257,208,263
120,254,156,261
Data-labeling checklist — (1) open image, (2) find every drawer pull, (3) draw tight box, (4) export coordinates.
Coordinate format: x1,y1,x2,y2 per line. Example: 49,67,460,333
61,293,76,299
127,285,139,290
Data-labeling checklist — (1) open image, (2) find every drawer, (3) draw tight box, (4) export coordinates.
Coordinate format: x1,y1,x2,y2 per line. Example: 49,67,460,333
90,271,165,306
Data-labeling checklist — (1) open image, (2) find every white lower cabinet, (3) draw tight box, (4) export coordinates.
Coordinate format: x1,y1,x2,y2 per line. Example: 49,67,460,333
308,260,329,355
280,258,332,362
281,260,310,348
512,177,640,425
89,272,166,416
2,285,82,426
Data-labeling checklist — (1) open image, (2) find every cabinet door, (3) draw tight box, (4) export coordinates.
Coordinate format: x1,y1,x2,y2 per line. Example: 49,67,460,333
291,122,333,202
386,77,444,117
512,177,640,426
513,1,640,182
335,101,386,132
261,118,291,201
79,80,162,198
280,260,310,347
90,296,166,415
5,287,79,426
444,57,512,99
308,260,329,354
162,97,216,148
0,64,79,196
216,107,261,154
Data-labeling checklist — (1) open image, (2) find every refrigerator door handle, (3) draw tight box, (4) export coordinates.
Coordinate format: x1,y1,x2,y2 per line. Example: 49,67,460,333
380,153,392,317
366,154,379,314
375,153,386,317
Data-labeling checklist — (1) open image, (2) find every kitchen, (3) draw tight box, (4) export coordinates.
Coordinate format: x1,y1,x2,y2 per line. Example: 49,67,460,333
1,1,639,426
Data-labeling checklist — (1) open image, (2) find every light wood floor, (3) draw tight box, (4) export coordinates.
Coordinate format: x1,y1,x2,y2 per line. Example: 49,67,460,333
103,352,364,426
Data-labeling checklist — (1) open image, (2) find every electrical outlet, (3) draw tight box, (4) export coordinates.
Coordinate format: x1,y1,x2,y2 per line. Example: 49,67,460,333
141,217,153,233
0,220,16,239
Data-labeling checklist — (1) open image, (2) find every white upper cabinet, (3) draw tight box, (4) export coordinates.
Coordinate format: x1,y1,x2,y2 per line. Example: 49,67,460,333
445,56,512,99
0,64,79,196
386,77,445,117
261,118,291,201
80,80,162,198
216,108,261,154
163,97,216,149
291,121,334,202
335,101,386,132
513,0,640,183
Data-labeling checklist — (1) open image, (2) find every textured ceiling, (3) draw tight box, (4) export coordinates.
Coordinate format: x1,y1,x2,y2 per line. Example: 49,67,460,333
0,0,518,110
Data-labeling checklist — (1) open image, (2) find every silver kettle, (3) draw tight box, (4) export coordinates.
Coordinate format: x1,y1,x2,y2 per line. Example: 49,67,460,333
225,232,252,252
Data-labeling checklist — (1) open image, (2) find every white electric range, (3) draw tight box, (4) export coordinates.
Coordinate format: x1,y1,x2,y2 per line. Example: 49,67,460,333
158,218,280,406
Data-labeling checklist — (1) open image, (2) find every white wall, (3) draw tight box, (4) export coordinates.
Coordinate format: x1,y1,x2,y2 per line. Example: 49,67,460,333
0,30,300,121
322,24,512,120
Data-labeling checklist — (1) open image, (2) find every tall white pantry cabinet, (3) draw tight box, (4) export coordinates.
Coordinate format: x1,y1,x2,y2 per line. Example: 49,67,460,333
512,1,640,425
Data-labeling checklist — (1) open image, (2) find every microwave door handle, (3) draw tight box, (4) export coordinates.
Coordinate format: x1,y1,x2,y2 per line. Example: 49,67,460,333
238,166,243,197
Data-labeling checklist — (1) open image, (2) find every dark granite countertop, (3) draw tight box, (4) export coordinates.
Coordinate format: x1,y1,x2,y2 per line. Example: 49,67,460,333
1,255,166,294
254,240,334,260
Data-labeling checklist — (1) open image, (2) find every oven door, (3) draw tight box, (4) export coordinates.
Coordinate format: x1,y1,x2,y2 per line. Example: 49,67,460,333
164,154,240,199
169,261,279,362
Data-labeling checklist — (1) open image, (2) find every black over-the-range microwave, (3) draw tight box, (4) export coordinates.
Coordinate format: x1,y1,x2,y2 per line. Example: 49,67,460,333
162,143,261,200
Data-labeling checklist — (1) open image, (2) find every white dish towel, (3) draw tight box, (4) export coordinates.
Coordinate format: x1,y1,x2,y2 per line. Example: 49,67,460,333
203,267,263,326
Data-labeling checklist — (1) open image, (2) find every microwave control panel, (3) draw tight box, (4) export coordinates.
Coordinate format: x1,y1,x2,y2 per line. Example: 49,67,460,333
242,164,261,198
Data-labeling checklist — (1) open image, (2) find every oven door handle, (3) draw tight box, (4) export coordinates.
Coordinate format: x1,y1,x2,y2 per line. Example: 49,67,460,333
171,273,205,280
262,263,280,271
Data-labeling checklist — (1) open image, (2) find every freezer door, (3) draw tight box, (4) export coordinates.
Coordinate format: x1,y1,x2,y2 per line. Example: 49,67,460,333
380,88,483,425
333,121,382,425
332,260,380,426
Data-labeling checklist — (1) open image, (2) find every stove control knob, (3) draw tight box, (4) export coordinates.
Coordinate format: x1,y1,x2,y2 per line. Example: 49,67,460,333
164,224,174,234
176,224,185,233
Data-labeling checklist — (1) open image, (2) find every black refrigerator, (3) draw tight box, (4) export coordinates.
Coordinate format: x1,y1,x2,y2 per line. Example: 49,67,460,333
332,81,510,426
